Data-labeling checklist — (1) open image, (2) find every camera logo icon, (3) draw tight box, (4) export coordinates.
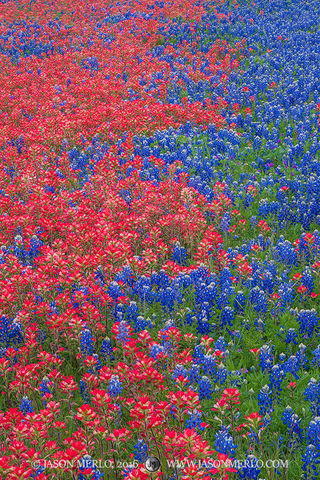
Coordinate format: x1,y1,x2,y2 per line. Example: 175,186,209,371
145,456,161,473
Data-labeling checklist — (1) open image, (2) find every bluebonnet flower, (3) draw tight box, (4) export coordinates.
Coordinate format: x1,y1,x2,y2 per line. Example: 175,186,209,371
312,345,320,367
250,287,268,313
250,216,257,227
80,329,94,356
302,445,319,480
95,265,105,287
237,455,261,480
282,406,303,446
149,343,165,359
186,410,206,432
108,281,122,301
219,268,233,289
134,315,151,332
285,328,298,345
202,354,217,377
49,301,58,315
0,316,23,348
215,336,227,352
184,311,195,326
234,290,246,314
133,439,148,463
114,303,125,321
100,337,115,361
296,343,307,370
126,301,139,325
257,385,273,416
297,309,319,338
188,364,200,384
161,341,174,357
200,301,212,317
196,312,212,335
13,235,29,265
116,321,131,344
198,376,212,400
275,239,297,267
197,282,218,306
283,354,300,380
19,396,34,415
80,379,91,403
232,330,242,343
220,212,231,233
107,375,122,397
307,417,320,450
172,364,188,381
241,319,250,331
278,282,295,310
39,377,52,404
171,242,188,265
221,306,234,326
216,363,228,385
216,288,232,312
160,286,177,312
29,234,43,259
304,378,320,416
269,364,285,395
151,269,170,289
214,426,236,456
259,345,273,372
301,268,314,294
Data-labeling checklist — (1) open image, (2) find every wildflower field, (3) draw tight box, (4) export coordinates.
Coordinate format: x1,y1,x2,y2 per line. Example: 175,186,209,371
1,0,320,478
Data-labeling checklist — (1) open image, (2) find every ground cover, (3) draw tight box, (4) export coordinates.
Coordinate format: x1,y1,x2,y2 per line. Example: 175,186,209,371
0,0,320,479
